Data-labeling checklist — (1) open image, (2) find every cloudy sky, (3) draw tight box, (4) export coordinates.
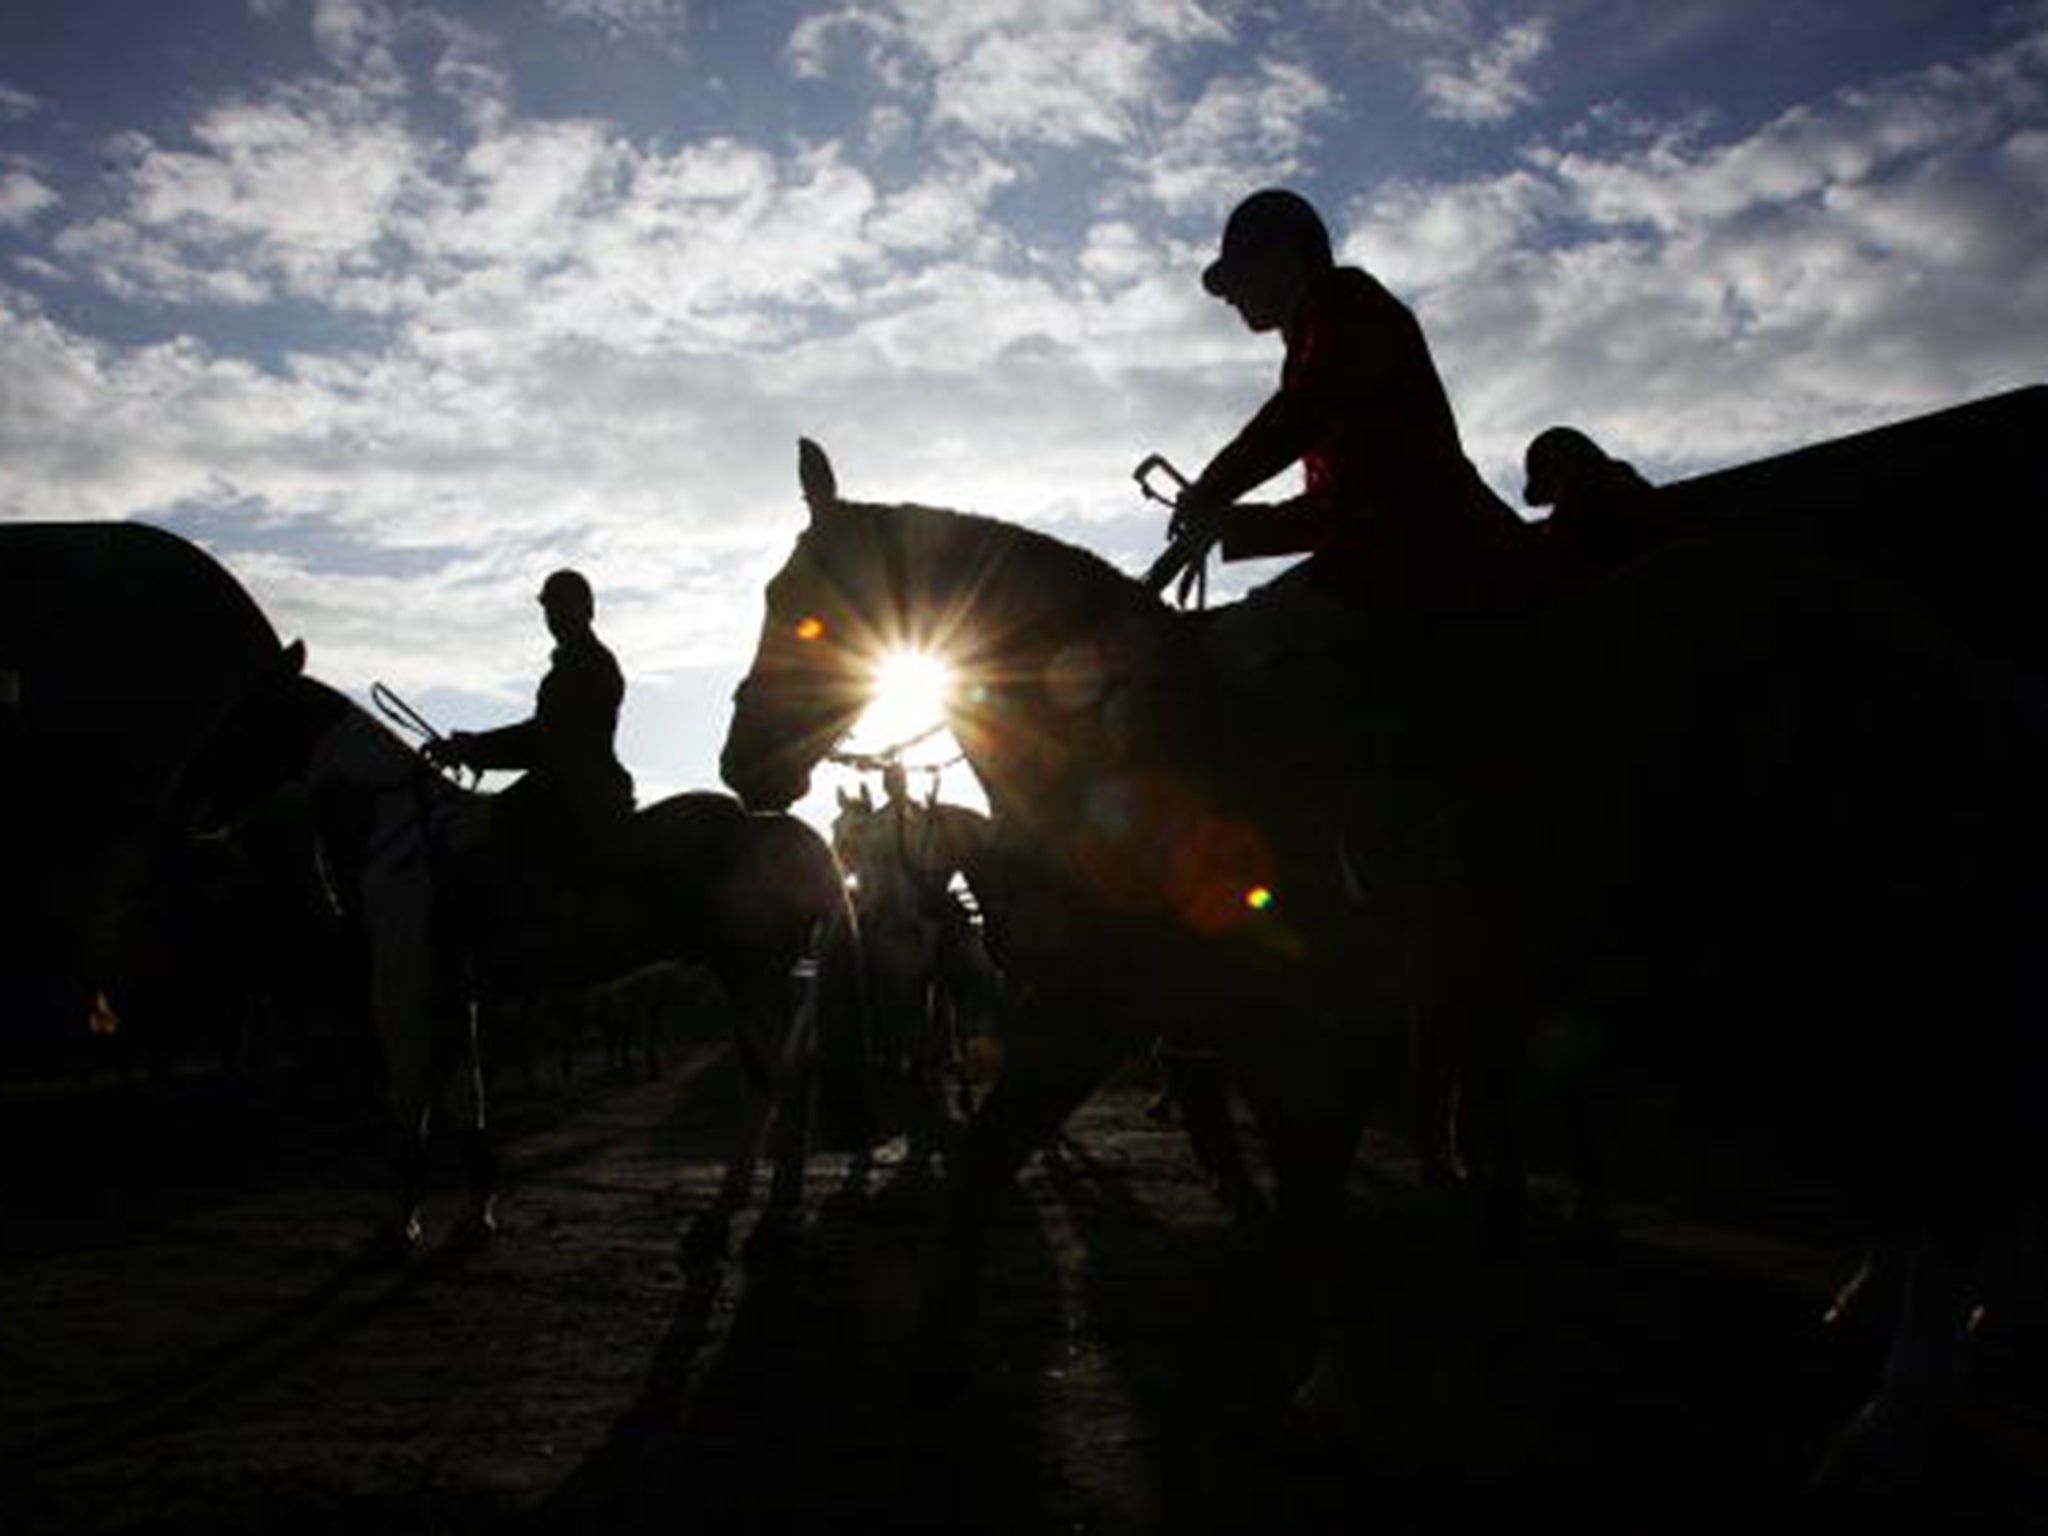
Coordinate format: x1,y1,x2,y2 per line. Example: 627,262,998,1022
3,0,2045,822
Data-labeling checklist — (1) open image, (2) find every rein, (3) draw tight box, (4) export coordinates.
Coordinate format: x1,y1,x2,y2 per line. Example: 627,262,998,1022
1135,452,1213,611
372,681,479,791
371,681,441,743
826,720,950,773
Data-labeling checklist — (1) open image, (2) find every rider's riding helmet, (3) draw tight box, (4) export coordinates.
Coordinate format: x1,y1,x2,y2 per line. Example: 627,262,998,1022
1522,426,1606,508
538,568,594,617
1202,188,1333,300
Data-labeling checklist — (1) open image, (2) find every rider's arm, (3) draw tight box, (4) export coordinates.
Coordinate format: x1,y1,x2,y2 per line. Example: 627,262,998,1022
1186,277,1395,558
453,717,542,771
1186,388,1322,512
1216,491,1337,560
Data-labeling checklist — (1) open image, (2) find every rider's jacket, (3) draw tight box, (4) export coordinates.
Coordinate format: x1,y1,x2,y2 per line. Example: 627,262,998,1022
1195,265,1525,599
462,631,634,822
1531,456,1658,588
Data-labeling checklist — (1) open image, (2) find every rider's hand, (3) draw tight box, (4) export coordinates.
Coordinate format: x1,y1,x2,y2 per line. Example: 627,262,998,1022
423,731,472,770
1170,482,1229,546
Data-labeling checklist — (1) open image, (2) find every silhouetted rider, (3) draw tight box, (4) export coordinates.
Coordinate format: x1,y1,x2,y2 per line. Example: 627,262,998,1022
1170,189,1527,698
1522,424,1659,589
425,569,634,863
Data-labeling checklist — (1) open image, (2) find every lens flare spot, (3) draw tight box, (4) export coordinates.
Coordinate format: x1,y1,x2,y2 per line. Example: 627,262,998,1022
794,615,826,642
87,991,121,1037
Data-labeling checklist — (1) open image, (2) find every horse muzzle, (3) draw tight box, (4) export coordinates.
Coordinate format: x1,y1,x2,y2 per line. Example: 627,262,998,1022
719,738,809,814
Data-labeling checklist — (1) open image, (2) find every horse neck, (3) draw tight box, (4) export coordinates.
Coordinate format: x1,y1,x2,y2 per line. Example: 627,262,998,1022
924,802,986,869
306,703,428,795
881,505,1178,830
302,698,478,871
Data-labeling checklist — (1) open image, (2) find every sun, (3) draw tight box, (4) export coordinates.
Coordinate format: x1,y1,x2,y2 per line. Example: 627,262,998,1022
853,647,954,748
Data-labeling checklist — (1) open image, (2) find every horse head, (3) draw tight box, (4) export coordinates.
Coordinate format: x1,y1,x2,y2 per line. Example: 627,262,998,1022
722,440,1180,821
722,441,936,811
168,637,314,833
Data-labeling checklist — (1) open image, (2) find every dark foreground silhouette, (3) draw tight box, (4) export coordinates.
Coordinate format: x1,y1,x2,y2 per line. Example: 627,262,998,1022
721,387,2048,1502
176,658,861,1249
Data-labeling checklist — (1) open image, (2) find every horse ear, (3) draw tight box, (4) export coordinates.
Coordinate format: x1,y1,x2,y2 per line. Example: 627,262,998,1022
282,638,306,674
798,438,839,520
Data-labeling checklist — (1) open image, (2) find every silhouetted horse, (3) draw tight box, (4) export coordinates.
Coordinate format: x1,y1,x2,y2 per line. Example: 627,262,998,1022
831,784,1006,1162
721,438,2046,1491
181,647,860,1251
2,522,291,1070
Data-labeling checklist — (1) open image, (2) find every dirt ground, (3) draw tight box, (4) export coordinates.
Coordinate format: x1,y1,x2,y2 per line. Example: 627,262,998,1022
2,1006,2045,1536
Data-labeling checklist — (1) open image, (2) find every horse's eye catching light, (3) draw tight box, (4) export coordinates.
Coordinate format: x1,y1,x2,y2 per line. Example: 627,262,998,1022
794,615,827,642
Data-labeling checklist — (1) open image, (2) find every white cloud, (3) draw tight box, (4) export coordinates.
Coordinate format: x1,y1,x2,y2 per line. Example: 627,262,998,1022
0,168,58,227
785,0,1230,150
309,0,406,95
1419,15,1548,125
1341,168,1560,288
862,150,1016,254
786,8,870,81
545,0,691,39
790,2,1332,222
1132,56,1333,215
428,16,518,131
1309,0,1551,125
8,0,2044,798
1078,219,1150,286
1535,83,2006,234
0,84,44,121
418,117,624,266
1340,15,2048,483
56,86,419,308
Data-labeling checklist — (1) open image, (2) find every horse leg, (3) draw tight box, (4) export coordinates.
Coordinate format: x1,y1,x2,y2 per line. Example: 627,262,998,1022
370,925,437,1256
1222,1018,1367,1426
1157,1037,1268,1224
1813,1236,1981,1496
1408,982,1466,1190
906,972,948,1173
1557,1073,1612,1257
719,961,805,1215
384,1106,432,1258
450,991,497,1247
1459,1052,1529,1259
764,967,821,1218
910,980,1137,1400
718,1032,772,1212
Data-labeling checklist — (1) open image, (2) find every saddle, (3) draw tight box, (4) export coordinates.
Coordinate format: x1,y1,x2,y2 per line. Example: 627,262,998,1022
1169,598,1526,928
440,791,639,982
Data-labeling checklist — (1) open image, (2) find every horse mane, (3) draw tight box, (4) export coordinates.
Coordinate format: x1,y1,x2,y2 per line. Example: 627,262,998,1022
837,495,1162,635
289,674,405,757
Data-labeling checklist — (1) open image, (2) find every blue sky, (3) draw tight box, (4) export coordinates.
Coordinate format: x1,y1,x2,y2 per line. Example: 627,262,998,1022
3,0,2045,824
